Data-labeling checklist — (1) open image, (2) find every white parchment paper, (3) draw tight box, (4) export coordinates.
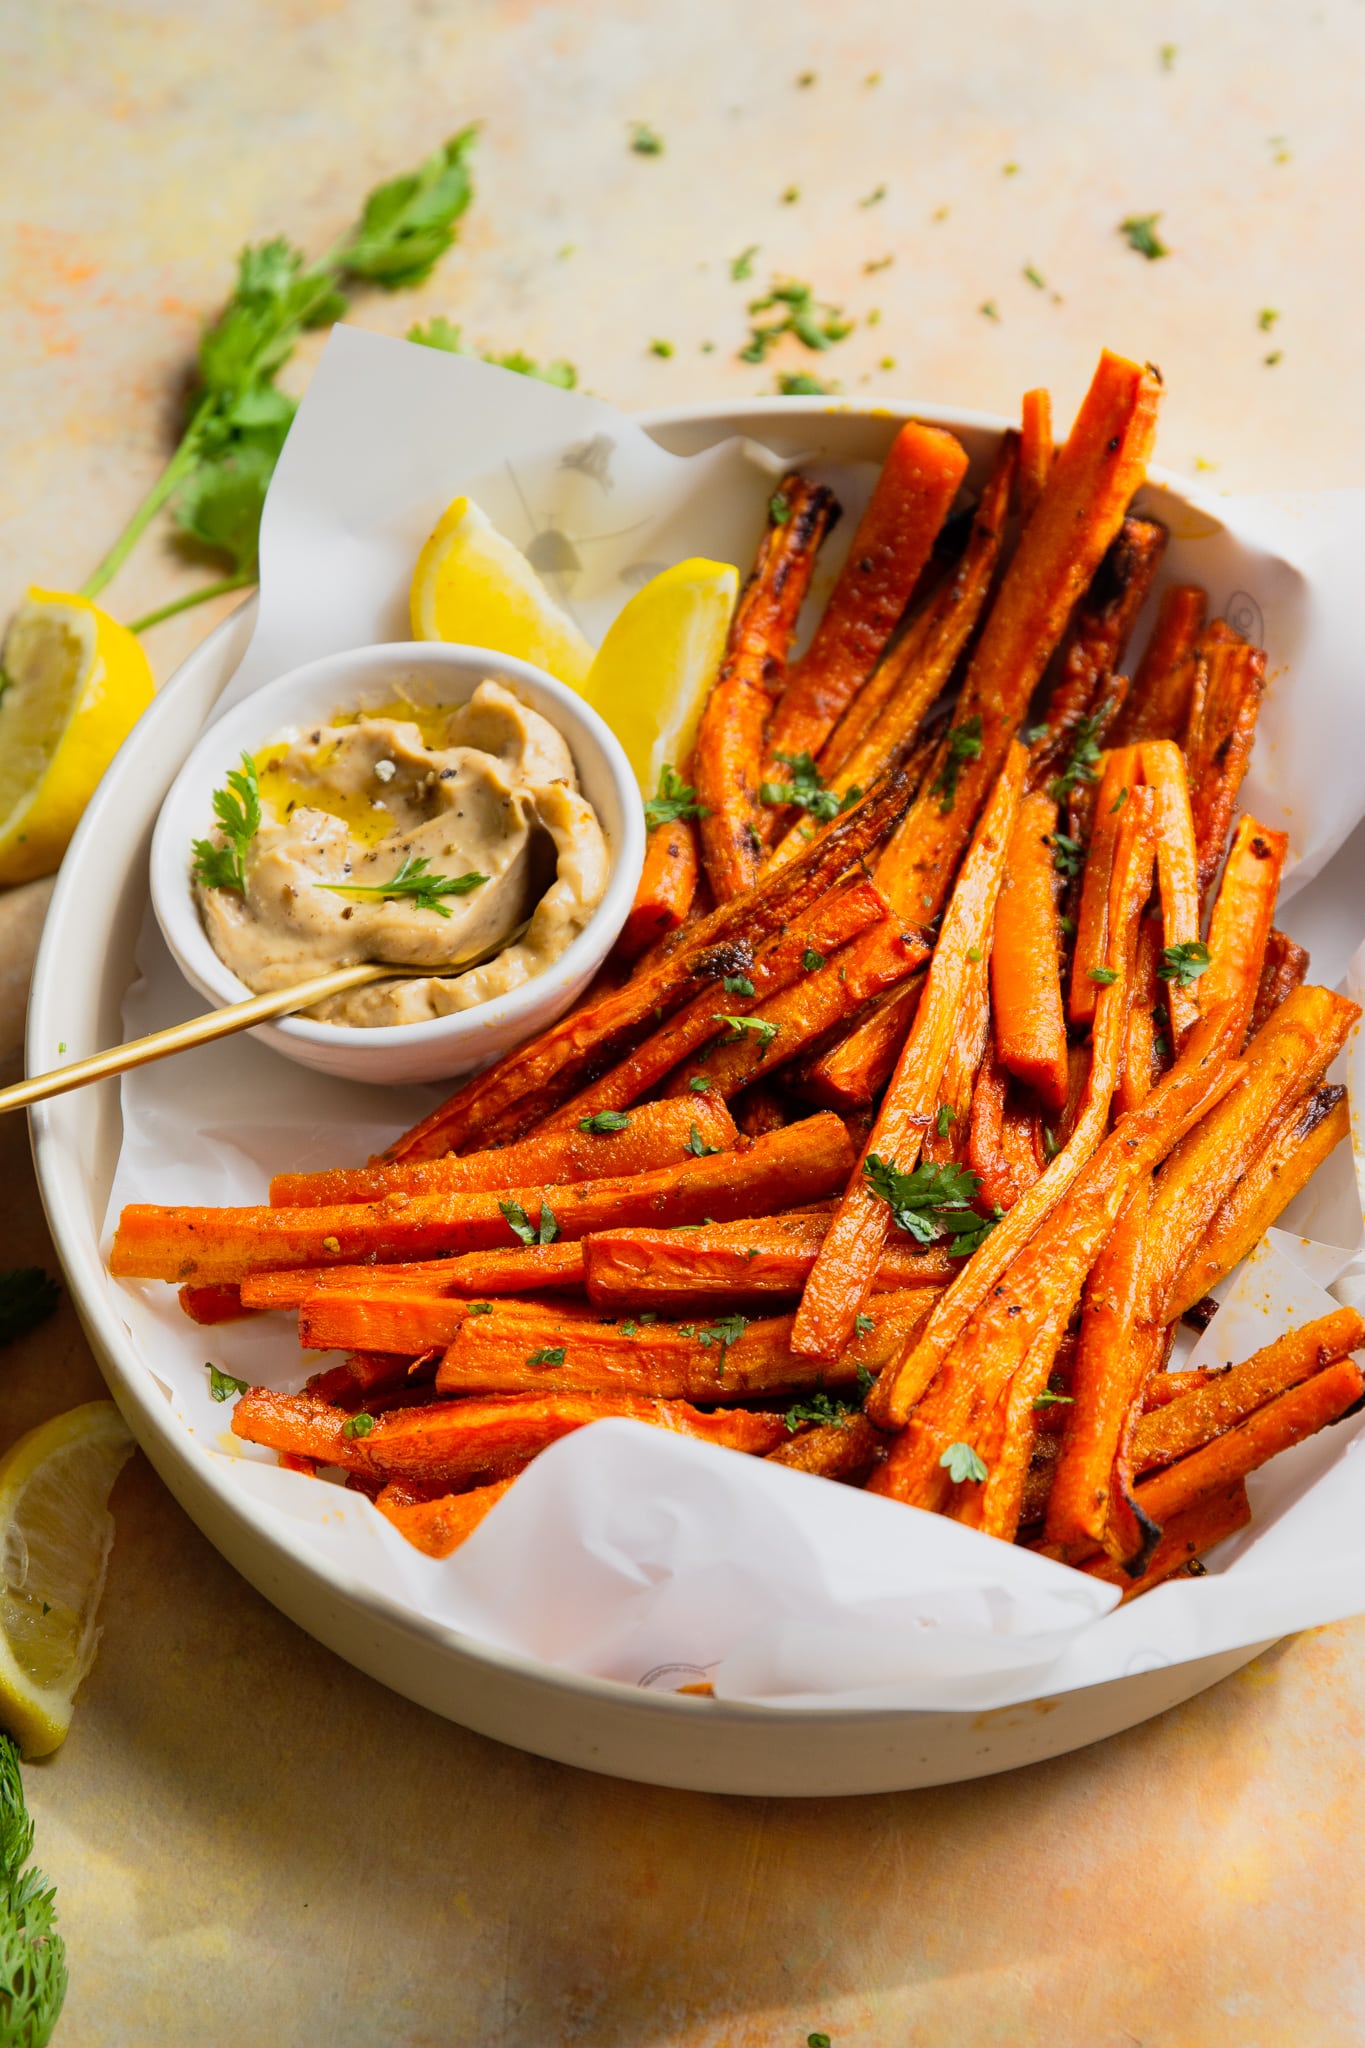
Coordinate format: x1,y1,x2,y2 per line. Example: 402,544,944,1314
104,328,1365,1710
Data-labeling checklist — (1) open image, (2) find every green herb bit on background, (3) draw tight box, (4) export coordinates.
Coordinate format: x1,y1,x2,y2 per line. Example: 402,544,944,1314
688,1076,712,1093
649,338,675,358
775,371,841,395
206,1363,248,1402
579,1110,631,1134
1119,212,1168,259
191,752,261,894
644,764,709,830
0,1269,61,1348
0,1734,67,2044
1050,831,1086,877
940,1442,988,1483
500,1197,559,1247
1089,967,1119,985
686,1124,722,1157
320,855,486,917
929,716,983,814
863,1155,999,1257
730,245,759,281
407,317,578,388
1157,940,1212,986
1033,1390,1074,1410
741,279,853,362
629,122,664,154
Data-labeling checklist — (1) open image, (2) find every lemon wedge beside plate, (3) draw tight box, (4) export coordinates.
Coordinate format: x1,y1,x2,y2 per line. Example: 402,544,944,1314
410,494,595,688
581,557,739,795
0,589,155,886
0,1401,134,1756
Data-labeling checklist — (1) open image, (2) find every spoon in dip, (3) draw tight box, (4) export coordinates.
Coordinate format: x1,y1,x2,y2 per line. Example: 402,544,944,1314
0,920,531,1118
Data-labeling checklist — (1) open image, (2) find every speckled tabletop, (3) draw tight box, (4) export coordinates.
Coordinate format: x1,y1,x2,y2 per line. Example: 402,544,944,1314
4,3,1365,2042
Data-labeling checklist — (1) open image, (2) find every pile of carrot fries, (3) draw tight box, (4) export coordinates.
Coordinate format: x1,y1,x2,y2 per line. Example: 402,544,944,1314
111,349,1363,1599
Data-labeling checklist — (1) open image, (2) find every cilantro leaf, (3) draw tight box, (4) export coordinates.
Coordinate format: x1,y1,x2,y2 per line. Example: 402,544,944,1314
940,1441,988,1483
407,316,578,388
769,491,793,525
1089,967,1119,985
723,974,756,996
191,751,261,894
731,245,760,281
527,1346,567,1367
0,1732,68,2039
1048,707,1108,802
0,1269,60,1348
863,1155,999,1258
801,947,825,973
319,855,486,917
1157,940,1213,987
579,1110,631,1134
629,122,664,154
929,716,983,814
686,1123,722,1158
712,1012,779,1049
853,1312,876,1337
742,277,853,363
206,1363,248,1403
775,370,841,395
935,1103,957,1139
340,129,478,288
1120,212,1168,260
499,1197,559,1247
1050,831,1086,878
783,1389,863,1432
688,1076,711,1093
644,764,709,831
758,750,854,824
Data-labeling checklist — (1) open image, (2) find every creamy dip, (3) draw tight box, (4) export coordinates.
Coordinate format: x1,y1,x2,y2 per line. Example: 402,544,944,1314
195,680,608,1027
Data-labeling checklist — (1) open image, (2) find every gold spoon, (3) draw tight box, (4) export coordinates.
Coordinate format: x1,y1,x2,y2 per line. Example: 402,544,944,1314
1,921,531,1118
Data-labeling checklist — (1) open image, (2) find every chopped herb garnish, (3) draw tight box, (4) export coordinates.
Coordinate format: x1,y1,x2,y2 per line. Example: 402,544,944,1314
801,947,826,974
929,716,984,814
769,491,793,526
694,1313,748,1356
730,245,759,281
1157,940,1213,987
1023,263,1046,289
1110,786,1129,814
467,1302,494,1316
1258,308,1279,332
781,185,801,204
797,70,816,86
854,1313,876,1337
579,1110,631,1134
688,1076,712,1093
686,1123,722,1158
0,1268,61,1347
935,1103,957,1139
966,946,982,964
1050,831,1086,877
1049,706,1107,801
1089,967,1119,985
206,1362,248,1402
1120,212,1168,260
649,338,674,358
722,974,756,996
1159,42,1177,69
979,299,1001,321
407,317,578,388
742,277,852,362
500,1197,559,1246
342,1412,375,1438
1264,350,1283,367
1042,1126,1061,1159
0,1731,68,2039
644,763,709,831
859,184,887,207
1033,1391,1074,1410
621,1321,640,1338
191,752,261,893
629,122,664,154
527,1346,567,1367
712,1012,779,1049
863,1155,999,1258
783,1389,863,1433
1059,913,1077,939
759,749,854,823
940,1441,988,1484
320,855,486,917
775,370,841,395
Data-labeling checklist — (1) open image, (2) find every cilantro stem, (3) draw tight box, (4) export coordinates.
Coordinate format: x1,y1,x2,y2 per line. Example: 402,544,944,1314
128,570,257,635
79,415,208,599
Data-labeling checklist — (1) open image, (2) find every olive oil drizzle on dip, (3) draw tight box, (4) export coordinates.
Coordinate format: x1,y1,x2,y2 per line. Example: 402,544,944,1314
192,680,609,1027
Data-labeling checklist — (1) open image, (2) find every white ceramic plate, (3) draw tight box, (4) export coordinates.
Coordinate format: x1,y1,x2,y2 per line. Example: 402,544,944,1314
31,397,1326,1797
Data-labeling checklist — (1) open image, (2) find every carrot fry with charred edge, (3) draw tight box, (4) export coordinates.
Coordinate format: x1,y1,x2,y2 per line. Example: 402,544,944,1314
760,422,969,788
967,1045,1036,1213
866,791,1159,1432
1140,987,1362,1323
1031,518,1167,772
1018,388,1052,520
991,791,1069,1108
583,1214,953,1309
271,1094,740,1208
433,1289,935,1401
541,879,888,1131
232,1385,791,1492
870,352,1162,929
695,474,839,901
1197,816,1289,1048
1111,585,1208,746
1082,1483,1251,1599
617,811,700,960
766,1413,885,1482
1249,930,1310,1041
177,1282,255,1324
1165,1085,1350,1321
731,1081,792,1138
794,976,923,1110
1115,916,1161,1116
922,947,991,1166
661,924,929,1100
382,765,912,1161
1131,1307,1365,1476
305,1349,435,1408
1185,631,1267,901
818,607,939,783
111,1114,857,1284
1138,741,1202,1045
792,741,1028,1362
1068,750,1142,1027
241,1241,587,1310
1043,1182,1152,1559
373,1477,515,1557
1131,1359,1365,1527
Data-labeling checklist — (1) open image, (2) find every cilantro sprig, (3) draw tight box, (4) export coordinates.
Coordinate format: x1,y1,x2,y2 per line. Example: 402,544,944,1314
1157,940,1213,987
940,1441,988,1483
863,1155,1000,1258
686,1123,722,1158
712,1013,780,1050
759,750,859,824
319,855,487,917
0,1734,67,2043
644,764,710,832
206,1363,249,1403
579,1110,631,1135
784,1365,874,1432
929,716,983,814
1048,707,1108,803
191,752,261,894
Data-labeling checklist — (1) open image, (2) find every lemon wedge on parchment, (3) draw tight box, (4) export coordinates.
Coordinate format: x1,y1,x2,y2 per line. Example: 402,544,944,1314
0,1401,134,1757
581,557,738,793
0,589,155,886
409,494,595,687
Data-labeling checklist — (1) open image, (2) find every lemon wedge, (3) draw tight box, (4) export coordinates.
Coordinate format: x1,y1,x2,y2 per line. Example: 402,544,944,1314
0,589,155,886
0,1401,133,1757
410,495,594,688
582,557,739,794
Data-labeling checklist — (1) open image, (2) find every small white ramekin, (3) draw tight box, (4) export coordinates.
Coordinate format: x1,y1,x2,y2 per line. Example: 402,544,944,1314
149,641,645,1086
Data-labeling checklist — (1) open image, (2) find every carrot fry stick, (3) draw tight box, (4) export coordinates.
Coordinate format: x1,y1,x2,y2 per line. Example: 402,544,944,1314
794,976,922,1110
1111,584,1208,746
111,1114,856,1284
1140,986,1361,1322
617,810,700,960
1031,518,1167,767
232,1386,792,1491
1068,749,1142,1027
583,1214,953,1309
1164,1084,1350,1321
434,1288,935,1401
1115,915,1161,1116
1131,1307,1365,1475
1018,388,1052,520
661,922,928,1100
1141,1366,1228,1412
867,790,1160,1431
271,1094,740,1209
991,790,1069,1108
1081,1482,1250,1599
1197,816,1288,1048
1249,930,1310,1041
382,764,912,1161
177,1282,256,1325
240,1241,587,1310
792,741,1028,1361
766,1412,885,1482
695,475,839,901
1132,1359,1365,1527
373,1477,516,1557
1137,740,1203,1045
296,1288,589,1355
966,1042,1037,1213
760,421,969,782
541,878,888,1130
921,946,991,1166
731,1081,792,1138
871,351,1162,927
1043,1181,1152,1557
305,1349,434,1408
1185,630,1267,900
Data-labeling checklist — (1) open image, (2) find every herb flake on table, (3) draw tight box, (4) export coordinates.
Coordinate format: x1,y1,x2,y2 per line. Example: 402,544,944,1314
629,122,664,154
191,753,261,893
775,371,841,395
0,1269,61,1348
741,278,853,363
407,316,578,388
1119,212,1168,260
320,855,486,917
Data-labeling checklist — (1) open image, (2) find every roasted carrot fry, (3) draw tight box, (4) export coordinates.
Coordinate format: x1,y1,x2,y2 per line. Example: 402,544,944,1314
111,1114,857,1283
373,1477,516,1557
1068,749,1142,1027
617,810,700,960
1165,1084,1349,1321
1018,388,1052,520
921,946,991,1166
583,1213,953,1309
1032,517,1167,769
1185,628,1267,900
434,1288,935,1401
1141,1366,1227,1412
177,1282,256,1324
1248,929,1310,1041
991,790,1069,1108
1132,1359,1365,1527
695,474,839,901
240,1241,587,1310
383,765,912,1160
966,1043,1038,1213
1111,584,1208,746
1137,740,1202,1045
731,1080,792,1138
766,1412,885,1482
792,740,1028,1361
297,1287,601,1355
761,421,969,781
794,975,922,1110
1082,1482,1251,1599
305,1349,434,1408
1115,915,1161,1117
1197,816,1288,1048
871,351,1162,926
1131,1307,1365,1475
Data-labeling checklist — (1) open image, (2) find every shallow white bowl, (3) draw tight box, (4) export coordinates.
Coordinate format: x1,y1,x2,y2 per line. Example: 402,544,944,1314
35,395,1343,1795
149,641,644,1086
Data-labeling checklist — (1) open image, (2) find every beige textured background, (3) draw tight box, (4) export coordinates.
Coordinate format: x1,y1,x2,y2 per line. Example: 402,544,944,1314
4,1,1365,2042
